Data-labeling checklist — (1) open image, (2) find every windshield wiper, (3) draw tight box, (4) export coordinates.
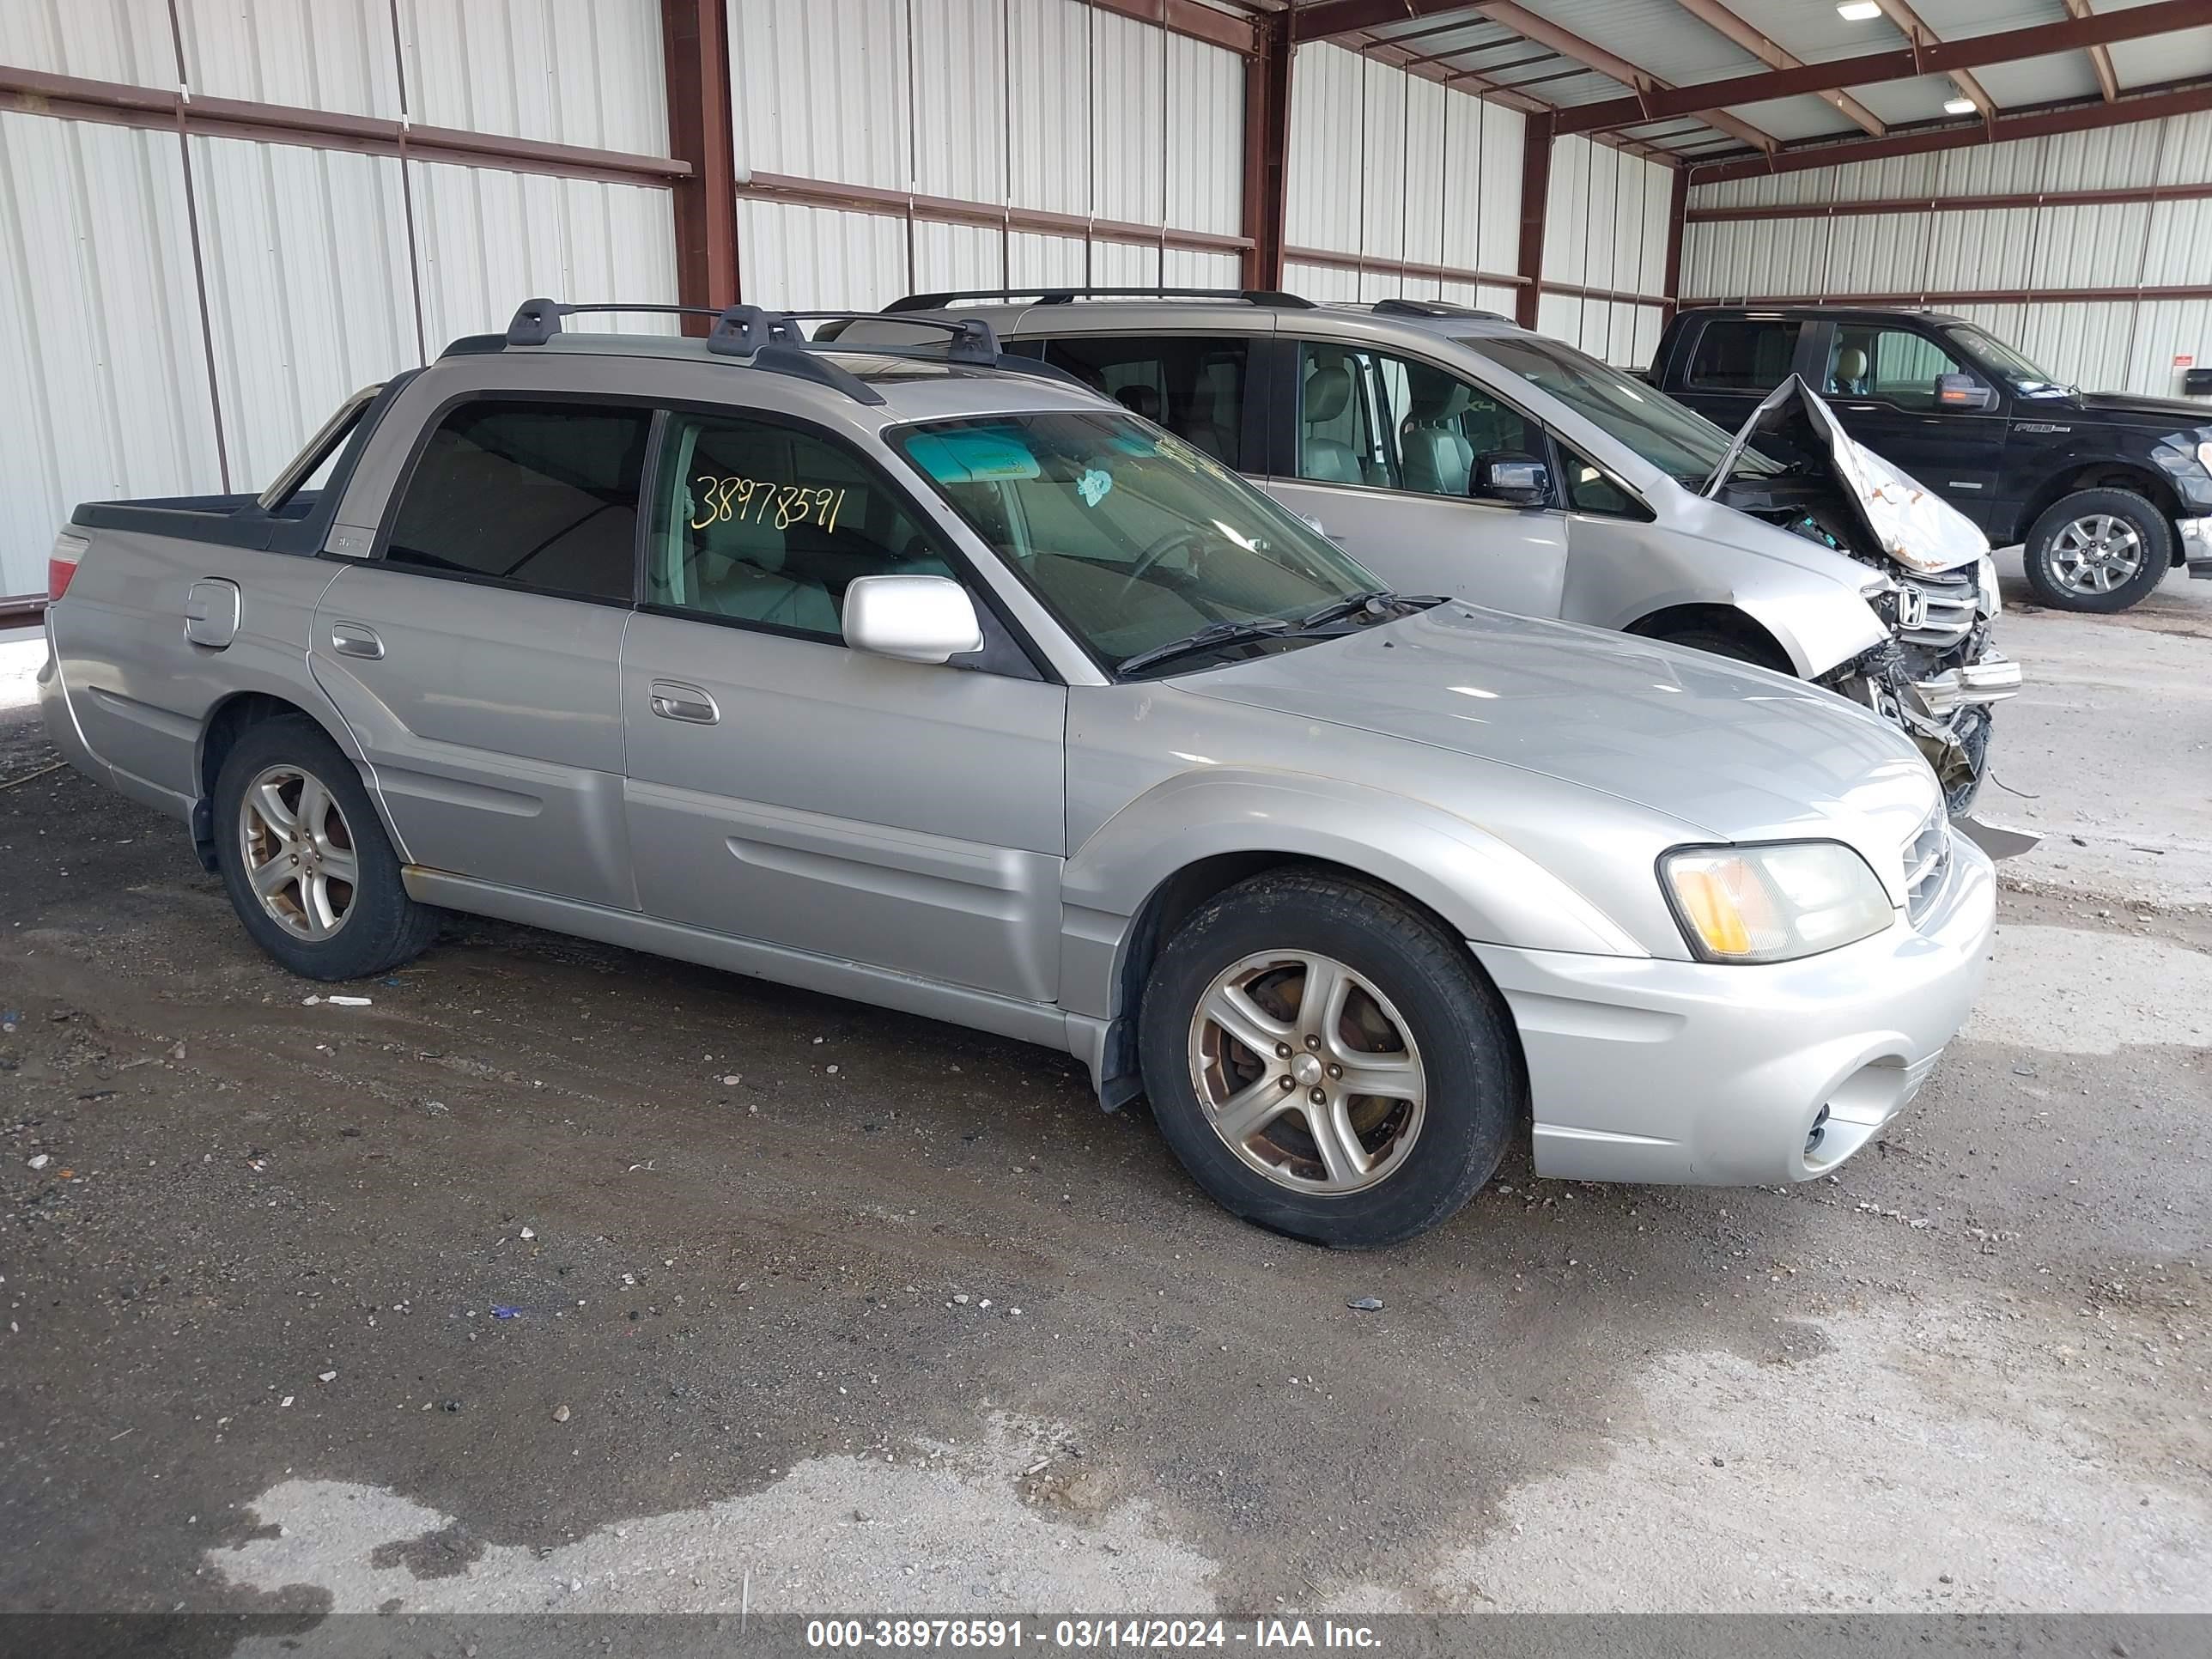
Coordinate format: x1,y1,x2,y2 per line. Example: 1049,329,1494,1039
1296,588,1401,629
1115,617,1295,678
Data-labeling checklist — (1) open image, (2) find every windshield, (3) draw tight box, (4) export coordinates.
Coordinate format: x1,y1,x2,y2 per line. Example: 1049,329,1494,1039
1942,322,2069,394
1464,332,1780,486
890,410,1387,670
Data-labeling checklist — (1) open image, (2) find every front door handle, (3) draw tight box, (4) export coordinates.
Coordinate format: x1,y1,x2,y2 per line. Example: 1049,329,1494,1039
649,680,720,725
330,622,384,659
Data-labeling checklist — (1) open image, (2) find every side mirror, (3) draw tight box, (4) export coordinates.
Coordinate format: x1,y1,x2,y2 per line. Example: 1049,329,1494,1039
842,574,983,665
1472,452,1550,507
1936,372,1997,412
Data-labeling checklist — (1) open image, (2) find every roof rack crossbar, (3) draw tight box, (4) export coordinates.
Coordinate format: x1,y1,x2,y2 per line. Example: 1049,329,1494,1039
505,298,729,346
497,297,1078,410
772,308,1003,364
887,285,1315,313
1370,298,1510,322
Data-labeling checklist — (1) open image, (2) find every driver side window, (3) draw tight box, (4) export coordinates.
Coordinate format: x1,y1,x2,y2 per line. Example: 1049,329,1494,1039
1294,343,1542,498
1829,326,1967,410
647,413,955,642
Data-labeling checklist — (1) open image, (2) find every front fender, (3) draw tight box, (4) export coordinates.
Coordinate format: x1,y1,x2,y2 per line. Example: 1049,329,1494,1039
1056,768,1650,1023
1729,586,1888,678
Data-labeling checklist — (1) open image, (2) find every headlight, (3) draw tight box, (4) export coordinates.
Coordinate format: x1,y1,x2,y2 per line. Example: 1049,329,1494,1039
1660,842,1894,963
2197,440,2212,477
1975,552,2000,617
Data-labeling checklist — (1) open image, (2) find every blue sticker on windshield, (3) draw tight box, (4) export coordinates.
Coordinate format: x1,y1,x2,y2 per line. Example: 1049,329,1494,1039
903,430,1041,483
1076,466,1113,507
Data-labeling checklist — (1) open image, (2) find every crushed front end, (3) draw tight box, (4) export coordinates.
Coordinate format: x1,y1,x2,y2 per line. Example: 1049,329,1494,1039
1707,377,2022,812
1826,556,2019,811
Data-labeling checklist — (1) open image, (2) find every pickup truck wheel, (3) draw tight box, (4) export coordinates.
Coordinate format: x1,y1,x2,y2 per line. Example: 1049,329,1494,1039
2023,489,2172,612
1137,870,1518,1248
213,716,439,981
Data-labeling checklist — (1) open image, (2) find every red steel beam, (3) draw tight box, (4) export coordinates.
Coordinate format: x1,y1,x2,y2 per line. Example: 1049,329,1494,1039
1662,163,1689,319
1870,0,1993,118
1670,0,1884,136
661,0,738,321
1688,80,2212,182
0,63,690,186
1516,109,1554,329
1091,0,1258,56
1242,14,1294,289
1688,180,2212,221
2062,0,2124,104
1558,0,2204,136
0,594,45,630
1291,0,1468,42
1687,283,2212,306
1472,1,1778,153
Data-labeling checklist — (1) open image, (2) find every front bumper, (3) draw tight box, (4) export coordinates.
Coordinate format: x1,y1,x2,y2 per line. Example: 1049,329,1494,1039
1469,830,1996,1187
1911,651,2022,717
2181,514,2212,579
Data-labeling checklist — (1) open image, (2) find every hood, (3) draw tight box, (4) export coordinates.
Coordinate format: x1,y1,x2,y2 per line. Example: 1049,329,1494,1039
2073,390,2212,429
1186,604,1939,864
1705,375,1990,574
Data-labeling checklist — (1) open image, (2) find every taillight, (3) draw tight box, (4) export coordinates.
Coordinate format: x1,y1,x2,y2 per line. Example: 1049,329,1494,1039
47,532,88,601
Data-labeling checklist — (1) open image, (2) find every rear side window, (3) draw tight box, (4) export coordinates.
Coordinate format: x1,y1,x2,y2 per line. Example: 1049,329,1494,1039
1038,336,1249,471
384,401,653,602
1684,319,1803,392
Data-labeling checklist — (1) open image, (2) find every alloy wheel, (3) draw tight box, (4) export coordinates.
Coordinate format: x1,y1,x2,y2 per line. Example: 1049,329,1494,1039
238,763,358,940
2050,514,2145,595
1187,950,1426,1194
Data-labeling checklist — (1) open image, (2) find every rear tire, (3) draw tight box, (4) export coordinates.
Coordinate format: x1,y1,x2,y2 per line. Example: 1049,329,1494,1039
1137,870,1520,1249
2021,489,2171,612
212,715,439,981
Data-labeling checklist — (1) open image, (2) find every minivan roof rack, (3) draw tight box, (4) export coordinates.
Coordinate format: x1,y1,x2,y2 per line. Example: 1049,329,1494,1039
469,297,1085,408
1370,298,1511,322
887,285,1316,313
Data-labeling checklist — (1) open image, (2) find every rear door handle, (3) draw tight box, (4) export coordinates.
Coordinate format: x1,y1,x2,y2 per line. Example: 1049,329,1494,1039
330,622,384,659
649,680,720,725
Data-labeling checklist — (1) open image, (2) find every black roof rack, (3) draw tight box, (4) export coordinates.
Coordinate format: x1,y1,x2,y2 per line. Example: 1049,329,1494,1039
470,297,1088,407
1370,298,1511,322
887,285,1316,313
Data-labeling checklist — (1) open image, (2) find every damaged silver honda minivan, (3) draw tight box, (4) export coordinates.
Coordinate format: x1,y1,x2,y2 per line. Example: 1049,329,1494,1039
839,292,2021,813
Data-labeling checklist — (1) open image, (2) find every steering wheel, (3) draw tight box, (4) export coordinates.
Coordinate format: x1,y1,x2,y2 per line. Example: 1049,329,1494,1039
1117,526,1205,602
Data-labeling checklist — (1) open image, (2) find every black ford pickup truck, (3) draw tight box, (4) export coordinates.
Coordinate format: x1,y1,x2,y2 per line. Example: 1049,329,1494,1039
1649,305,2212,612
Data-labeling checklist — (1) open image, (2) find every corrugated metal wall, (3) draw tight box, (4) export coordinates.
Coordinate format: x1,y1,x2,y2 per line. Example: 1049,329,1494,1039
1684,113,2212,398
728,0,1244,310
0,0,677,595
1281,42,1528,319
1540,134,1672,367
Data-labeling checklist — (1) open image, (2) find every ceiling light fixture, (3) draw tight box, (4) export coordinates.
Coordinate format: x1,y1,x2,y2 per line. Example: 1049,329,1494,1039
1943,93,1978,115
1836,2,1881,20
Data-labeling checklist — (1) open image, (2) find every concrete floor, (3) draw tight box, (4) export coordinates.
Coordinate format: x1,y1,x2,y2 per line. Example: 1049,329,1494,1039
0,564,2206,1620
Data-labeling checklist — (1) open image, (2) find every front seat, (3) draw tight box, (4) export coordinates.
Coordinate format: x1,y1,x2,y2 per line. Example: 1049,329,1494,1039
1832,346,1869,396
690,521,841,635
1400,369,1474,495
1301,365,1364,484
1115,385,1163,422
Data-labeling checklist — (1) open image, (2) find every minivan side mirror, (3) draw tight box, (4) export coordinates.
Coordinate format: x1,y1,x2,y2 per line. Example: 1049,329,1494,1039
1936,372,1997,412
842,574,983,664
1472,453,1551,507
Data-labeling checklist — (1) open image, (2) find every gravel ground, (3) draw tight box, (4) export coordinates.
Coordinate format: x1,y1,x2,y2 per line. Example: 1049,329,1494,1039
0,568,2206,1622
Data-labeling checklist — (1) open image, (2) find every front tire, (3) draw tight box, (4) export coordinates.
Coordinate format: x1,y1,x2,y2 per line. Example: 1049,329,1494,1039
213,714,439,981
1137,870,1521,1248
2022,489,2172,612
1646,623,1792,675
